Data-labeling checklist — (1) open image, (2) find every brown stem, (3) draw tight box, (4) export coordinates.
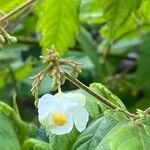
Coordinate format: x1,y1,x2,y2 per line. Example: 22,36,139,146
65,72,117,109
98,52,137,61
17,36,37,45
0,0,36,23
64,71,136,119
145,107,150,114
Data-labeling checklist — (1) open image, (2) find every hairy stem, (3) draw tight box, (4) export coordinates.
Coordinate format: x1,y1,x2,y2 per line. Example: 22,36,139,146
65,72,117,109
64,71,136,119
0,0,36,23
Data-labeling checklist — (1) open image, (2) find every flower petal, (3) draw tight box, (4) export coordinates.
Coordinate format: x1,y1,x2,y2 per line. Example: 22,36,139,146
55,93,78,110
50,112,73,135
38,94,55,120
71,106,89,132
64,93,86,107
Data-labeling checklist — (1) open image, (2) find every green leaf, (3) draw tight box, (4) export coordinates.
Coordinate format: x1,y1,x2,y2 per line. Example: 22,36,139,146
96,121,150,150
80,0,105,24
14,61,32,81
0,102,30,142
37,0,79,55
72,114,127,150
135,34,150,87
84,92,102,120
0,113,21,150
90,83,126,111
77,27,103,80
0,0,26,12
73,113,150,150
0,72,6,88
101,0,141,39
49,128,79,150
22,138,50,150
100,16,138,41
0,44,28,62
138,0,150,23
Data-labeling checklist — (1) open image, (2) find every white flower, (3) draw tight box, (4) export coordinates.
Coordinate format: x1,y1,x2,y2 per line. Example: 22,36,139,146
38,92,89,135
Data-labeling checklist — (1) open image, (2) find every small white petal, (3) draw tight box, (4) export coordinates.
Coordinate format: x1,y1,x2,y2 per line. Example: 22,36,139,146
71,106,89,132
64,93,86,107
55,94,78,110
50,112,73,135
39,115,49,126
38,94,55,120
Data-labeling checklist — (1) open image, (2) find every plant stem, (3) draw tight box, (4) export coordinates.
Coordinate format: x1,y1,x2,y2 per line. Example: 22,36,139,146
17,36,38,45
98,52,137,61
65,72,117,109
7,64,19,96
64,71,137,119
145,107,150,114
0,0,36,23
77,27,103,81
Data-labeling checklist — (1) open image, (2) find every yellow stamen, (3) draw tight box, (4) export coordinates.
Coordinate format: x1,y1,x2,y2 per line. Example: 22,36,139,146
52,113,67,126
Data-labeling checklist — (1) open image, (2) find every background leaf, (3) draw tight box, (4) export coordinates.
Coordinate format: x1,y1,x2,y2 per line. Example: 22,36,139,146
22,138,50,150
80,0,104,24
135,34,150,87
37,0,79,55
49,128,79,150
72,114,127,150
0,113,21,150
90,83,126,111
96,120,150,150
138,0,150,23
101,0,141,39
0,101,34,143
0,0,26,12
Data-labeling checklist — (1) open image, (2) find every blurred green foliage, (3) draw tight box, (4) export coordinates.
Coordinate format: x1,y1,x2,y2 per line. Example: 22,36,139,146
0,0,150,149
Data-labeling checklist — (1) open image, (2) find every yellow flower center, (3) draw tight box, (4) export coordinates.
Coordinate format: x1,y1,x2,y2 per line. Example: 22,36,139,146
52,113,67,126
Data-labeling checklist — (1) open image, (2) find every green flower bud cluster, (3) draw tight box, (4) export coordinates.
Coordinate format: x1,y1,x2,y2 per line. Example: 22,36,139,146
30,46,82,102
0,11,17,50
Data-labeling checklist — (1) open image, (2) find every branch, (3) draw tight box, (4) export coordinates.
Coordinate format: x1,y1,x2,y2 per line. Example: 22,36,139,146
0,0,36,23
144,107,150,114
17,36,38,45
98,52,137,61
64,71,136,119
30,48,137,119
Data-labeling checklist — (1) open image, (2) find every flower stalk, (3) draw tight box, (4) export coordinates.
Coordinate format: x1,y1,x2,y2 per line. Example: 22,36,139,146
30,47,137,120
0,0,36,23
30,47,82,104
0,0,36,50
64,71,137,119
